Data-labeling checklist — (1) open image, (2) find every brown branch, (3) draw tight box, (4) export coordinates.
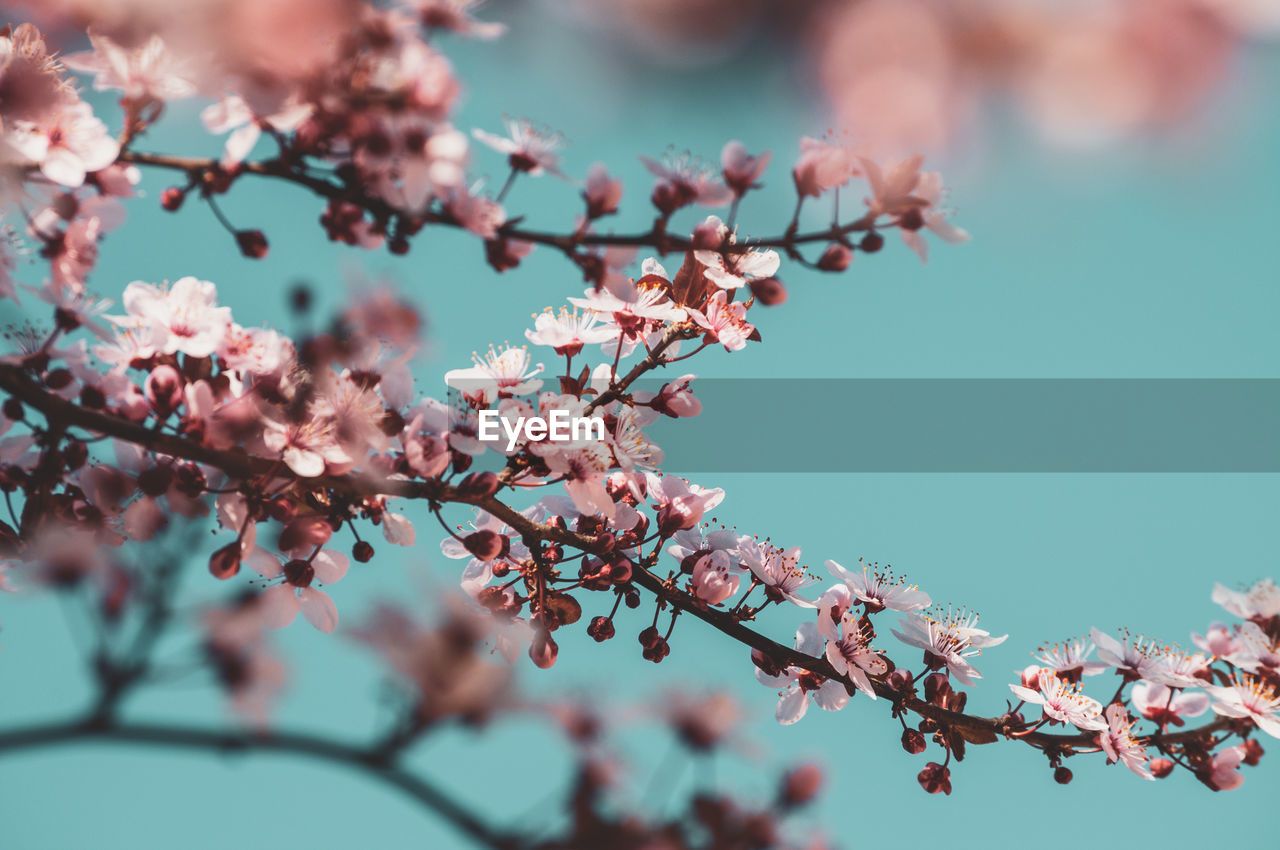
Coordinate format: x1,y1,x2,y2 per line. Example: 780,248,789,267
0,718,516,849
117,151,882,256
0,362,1236,758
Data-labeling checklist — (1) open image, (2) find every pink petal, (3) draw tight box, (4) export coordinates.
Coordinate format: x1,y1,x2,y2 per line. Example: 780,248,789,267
298,587,338,633
259,584,300,628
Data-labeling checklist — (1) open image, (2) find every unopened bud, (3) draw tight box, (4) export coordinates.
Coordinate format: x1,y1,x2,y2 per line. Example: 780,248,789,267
1054,766,1073,785
209,542,241,579
901,728,927,754
463,529,507,561
235,229,269,259
917,762,951,795
352,540,375,563
748,276,786,306
817,242,852,272
779,763,823,808
1150,758,1175,778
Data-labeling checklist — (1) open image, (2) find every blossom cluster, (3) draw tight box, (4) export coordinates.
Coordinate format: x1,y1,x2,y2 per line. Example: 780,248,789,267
0,1,1271,806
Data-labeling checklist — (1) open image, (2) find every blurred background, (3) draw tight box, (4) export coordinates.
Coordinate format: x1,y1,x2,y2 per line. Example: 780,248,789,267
1,1,1278,847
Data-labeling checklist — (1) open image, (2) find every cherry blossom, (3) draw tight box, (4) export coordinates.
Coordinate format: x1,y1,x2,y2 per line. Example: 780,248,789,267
639,151,733,213
474,117,566,177
823,612,886,698
899,170,969,263
111,277,232,359
1207,745,1248,790
1130,682,1209,727
691,217,781,291
5,99,119,187
247,547,349,633
1009,668,1108,731
756,623,850,725
1034,638,1108,681
686,290,755,351
1212,579,1280,621
737,538,817,608
825,559,931,613
445,344,544,401
892,608,1006,686
1205,676,1280,738
792,136,856,198
63,32,195,102
720,141,771,197
525,306,617,357
1098,704,1154,779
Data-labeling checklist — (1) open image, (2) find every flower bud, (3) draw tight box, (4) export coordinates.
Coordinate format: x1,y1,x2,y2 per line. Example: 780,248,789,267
463,529,507,561
458,471,501,500
638,626,662,649
1242,738,1264,766
235,229,269,259
160,187,185,211
692,220,723,250
208,542,241,579
778,763,823,808
899,208,925,231
901,728,927,755
145,365,183,417
353,540,375,563
887,668,914,693
278,516,332,552
587,615,615,642
859,231,884,253
748,276,787,306
917,762,951,795
1150,758,1175,778
529,630,558,669
923,672,951,704
817,243,852,272
1020,665,1043,689
1054,766,1073,785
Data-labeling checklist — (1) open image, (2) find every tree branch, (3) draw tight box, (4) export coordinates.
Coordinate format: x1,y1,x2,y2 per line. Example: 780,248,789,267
0,718,517,849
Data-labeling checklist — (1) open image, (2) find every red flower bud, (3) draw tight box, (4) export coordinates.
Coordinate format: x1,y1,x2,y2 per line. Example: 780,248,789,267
587,615,615,642
779,763,823,808
458,471,501,499
1054,766,1073,785
208,542,241,579
145,365,183,417
529,629,558,669
817,243,852,271
160,187,185,211
1150,758,1175,778
748,276,787,306
353,540,375,563
464,529,507,561
859,231,884,253
917,762,951,795
235,229,269,259
902,728,927,754
1242,738,1264,766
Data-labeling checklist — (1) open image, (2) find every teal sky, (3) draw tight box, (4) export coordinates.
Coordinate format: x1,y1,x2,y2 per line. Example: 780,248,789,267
1,10,1278,849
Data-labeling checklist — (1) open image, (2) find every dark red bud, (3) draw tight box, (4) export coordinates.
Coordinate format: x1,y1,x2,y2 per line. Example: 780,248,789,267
817,242,852,272
859,231,884,253
464,529,507,561
161,187,186,211
530,630,558,669
1054,766,1073,785
458,471,501,499
748,276,787,306
353,540,375,563
235,229,269,259
917,762,951,795
1150,758,1175,778
779,764,823,808
902,728,927,754
209,542,241,579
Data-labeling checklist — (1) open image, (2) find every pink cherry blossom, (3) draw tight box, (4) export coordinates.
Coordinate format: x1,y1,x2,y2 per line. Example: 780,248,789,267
1205,676,1280,738
473,117,565,177
720,141,771,197
525,306,618,357
6,99,119,187
737,538,817,608
445,344,544,401
824,612,887,698
248,546,349,633
893,608,1006,686
899,170,969,263
639,151,733,213
1212,578,1280,620
1207,745,1248,790
583,163,622,218
1098,703,1154,779
792,136,856,198
690,550,742,606
691,216,780,291
1034,638,1108,681
825,559,931,613
1008,668,1108,731
686,290,755,352
111,277,232,359
1131,682,1209,727
201,95,313,167
63,32,196,102
756,622,850,725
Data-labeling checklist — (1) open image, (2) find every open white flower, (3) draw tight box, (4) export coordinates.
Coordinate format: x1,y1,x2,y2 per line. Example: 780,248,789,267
826,559,931,612
1009,668,1107,731
1098,703,1154,779
1205,676,1280,738
892,608,1006,686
